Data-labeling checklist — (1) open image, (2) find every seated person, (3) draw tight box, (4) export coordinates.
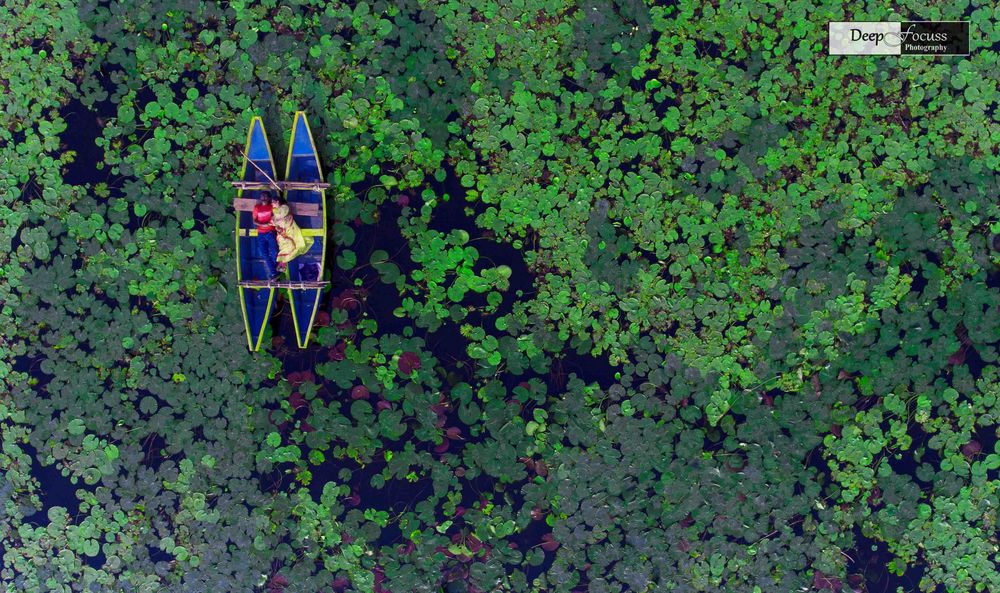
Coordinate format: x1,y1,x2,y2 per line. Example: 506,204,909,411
252,192,279,281
272,197,313,274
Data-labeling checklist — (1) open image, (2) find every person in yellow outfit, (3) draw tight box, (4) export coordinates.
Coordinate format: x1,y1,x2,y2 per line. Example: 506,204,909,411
271,197,314,275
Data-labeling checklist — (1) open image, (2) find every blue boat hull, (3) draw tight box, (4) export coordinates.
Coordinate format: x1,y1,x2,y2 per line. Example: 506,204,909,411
237,117,278,352
283,112,326,348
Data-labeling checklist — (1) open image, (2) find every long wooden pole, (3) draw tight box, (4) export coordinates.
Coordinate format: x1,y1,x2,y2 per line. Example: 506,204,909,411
239,148,281,192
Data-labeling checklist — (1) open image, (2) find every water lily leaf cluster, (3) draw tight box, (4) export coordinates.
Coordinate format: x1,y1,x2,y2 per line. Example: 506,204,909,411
2,1,999,593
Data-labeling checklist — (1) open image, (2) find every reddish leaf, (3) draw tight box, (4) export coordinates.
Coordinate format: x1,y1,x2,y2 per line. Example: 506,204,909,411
468,536,483,552
328,342,346,361
398,351,421,375
267,574,289,592
351,385,370,400
333,290,360,311
812,570,842,592
288,392,306,409
540,532,560,552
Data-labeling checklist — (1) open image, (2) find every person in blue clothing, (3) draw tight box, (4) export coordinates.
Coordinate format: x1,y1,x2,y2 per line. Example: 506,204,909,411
253,191,281,281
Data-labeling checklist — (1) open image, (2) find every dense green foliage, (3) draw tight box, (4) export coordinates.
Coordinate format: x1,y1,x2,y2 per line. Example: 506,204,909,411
2,1,999,592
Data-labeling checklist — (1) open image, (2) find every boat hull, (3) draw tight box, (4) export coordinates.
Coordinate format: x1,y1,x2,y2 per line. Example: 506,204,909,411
283,112,327,348
237,117,278,352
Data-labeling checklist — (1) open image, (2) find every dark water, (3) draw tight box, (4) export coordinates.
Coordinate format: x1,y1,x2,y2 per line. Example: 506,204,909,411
61,100,112,186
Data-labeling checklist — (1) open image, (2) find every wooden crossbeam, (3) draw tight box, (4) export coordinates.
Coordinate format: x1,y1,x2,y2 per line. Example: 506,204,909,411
239,280,330,289
233,198,320,216
232,181,330,190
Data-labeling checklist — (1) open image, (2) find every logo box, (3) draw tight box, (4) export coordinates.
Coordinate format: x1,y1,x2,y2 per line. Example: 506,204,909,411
829,21,970,56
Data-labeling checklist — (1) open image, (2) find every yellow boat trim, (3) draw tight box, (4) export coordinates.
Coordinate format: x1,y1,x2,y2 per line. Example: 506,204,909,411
284,111,327,349
239,227,323,238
